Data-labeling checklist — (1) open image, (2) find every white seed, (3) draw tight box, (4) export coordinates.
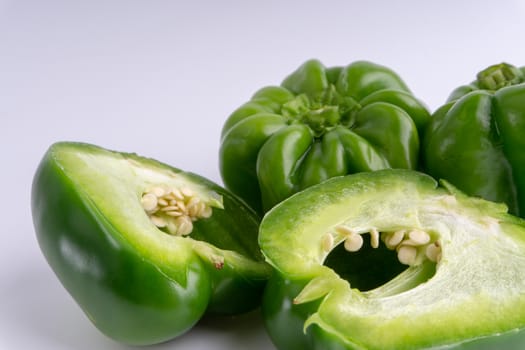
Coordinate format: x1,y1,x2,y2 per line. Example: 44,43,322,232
187,196,200,207
408,230,431,245
194,202,210,219
400,239,416,246
150,215,167,228
344,233,363,252
176,216,193,236
192,202,206,217
199,205,212,218
187,197,201,217
160,205,179,212
386,230,405,248
166,220,179,235
321,233,334,252
335,225,355,236
141,193,158,212
425,242,442,262
151,186,166,197
370,228,380,249
163,192,176,201
181,187,194,197
171,188,184,201
142,184,213,238
397,245,418,265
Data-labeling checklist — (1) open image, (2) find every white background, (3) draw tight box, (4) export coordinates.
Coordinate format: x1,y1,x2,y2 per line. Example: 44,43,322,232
2,1,525,349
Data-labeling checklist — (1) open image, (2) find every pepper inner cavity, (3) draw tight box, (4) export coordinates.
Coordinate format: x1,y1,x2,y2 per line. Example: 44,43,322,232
329,225,442,266
323,226,441,291
141,185,213,236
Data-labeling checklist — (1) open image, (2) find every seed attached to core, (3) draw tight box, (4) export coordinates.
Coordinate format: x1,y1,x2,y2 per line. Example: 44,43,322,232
150,215,166,228
344,233,364,252
370,228,380,249
425,242,442,263
322,233,334,252
141,193,158,212
335,225,355,236
141,184,214,236
331,225,442,266
397,245,418,265
384,230,405,249
408,229,431,245
151,186,166,197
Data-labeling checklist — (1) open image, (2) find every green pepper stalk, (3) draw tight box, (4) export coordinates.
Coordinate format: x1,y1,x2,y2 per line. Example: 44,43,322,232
219,59,430,214
424,62,525,217
259,169,525,349
31,142,271,345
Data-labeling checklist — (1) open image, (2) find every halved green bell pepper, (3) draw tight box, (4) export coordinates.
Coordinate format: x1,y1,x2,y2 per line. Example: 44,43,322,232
220,59,430,214
259,169,525,349
31,142,271,345
423,62,525,217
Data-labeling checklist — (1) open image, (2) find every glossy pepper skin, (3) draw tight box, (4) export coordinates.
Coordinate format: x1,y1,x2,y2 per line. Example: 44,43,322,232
220,59,430,214
31,142,271,345
423,62,525,217
259,169,525,349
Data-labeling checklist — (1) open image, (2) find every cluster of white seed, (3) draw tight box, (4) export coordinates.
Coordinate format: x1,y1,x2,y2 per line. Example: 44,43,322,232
325,226,442,266
140,185,213,236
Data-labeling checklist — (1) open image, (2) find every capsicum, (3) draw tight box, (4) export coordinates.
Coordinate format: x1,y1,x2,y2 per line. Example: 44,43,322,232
259,169,525,349
31,142,271,345
219,59,430,214
423,62,525,217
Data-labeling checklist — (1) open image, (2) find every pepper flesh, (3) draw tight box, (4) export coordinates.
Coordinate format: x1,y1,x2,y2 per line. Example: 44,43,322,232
31,142,271,345
220,59,430,214
423,62,525,217
259,169,525,349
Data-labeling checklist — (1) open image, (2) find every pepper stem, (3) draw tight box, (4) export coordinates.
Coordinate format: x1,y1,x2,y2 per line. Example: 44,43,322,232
281,84,360,137
476,63,524,90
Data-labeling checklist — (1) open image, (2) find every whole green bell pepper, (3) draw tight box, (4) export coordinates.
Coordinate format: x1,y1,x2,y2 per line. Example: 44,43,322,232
259,169,525,349
31,142,271,345
220,59,430,214
423,62,525,217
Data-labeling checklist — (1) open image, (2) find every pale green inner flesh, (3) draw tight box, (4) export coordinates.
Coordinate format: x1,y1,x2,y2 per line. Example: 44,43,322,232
328,199,525,347
263,175,525,348
52,144,262,281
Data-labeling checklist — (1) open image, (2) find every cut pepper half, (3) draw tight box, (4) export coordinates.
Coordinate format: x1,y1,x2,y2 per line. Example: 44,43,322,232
259,169,525,349
31,142,271,345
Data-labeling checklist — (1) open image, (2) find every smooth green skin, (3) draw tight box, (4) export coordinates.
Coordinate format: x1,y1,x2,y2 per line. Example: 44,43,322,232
424,63,525,217
220,59,430,214
259,169,525,349
31,142,271,345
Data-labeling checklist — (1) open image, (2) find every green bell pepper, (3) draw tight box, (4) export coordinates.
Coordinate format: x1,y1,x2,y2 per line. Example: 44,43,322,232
259,169,525,349
220,59,430,214
31,142,271,345
423,62,525,217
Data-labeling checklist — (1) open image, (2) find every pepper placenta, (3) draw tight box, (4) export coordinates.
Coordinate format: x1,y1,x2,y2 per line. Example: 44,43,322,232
31,142,271,345
423,62,525,217
220,59,430,214
259,169,525,349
